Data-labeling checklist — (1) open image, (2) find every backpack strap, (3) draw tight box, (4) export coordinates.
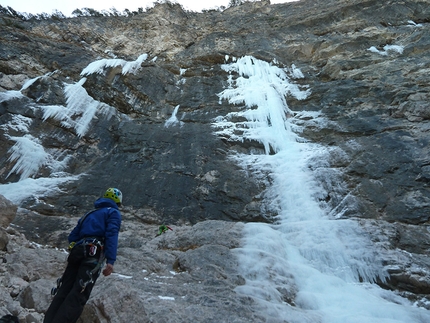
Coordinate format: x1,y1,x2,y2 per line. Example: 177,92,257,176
77,209,98,229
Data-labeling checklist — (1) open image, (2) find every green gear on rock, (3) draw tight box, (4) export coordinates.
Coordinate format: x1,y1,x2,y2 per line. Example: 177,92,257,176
156,225,173,237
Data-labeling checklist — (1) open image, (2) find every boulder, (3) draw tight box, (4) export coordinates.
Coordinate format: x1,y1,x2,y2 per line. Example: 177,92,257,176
0,229,8,251
0,196,17,229
17,279,52,313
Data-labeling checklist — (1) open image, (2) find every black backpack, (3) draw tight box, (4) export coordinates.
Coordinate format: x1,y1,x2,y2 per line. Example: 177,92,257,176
0,315,19,323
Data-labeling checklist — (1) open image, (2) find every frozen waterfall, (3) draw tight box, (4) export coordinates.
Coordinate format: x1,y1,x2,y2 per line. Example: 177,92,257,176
213,56,430,323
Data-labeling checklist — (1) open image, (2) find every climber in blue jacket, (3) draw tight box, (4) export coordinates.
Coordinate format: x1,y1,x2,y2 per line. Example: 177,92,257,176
44,188,122,323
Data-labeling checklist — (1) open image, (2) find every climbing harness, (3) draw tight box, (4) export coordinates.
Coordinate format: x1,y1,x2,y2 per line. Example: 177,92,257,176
156,224,173,237
50,205,115,296
51,277,63,296
78,237,105,293
79,248,105,293
51,237,105,295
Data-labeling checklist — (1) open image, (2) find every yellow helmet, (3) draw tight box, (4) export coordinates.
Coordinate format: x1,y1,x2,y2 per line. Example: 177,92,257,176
103,188,123,205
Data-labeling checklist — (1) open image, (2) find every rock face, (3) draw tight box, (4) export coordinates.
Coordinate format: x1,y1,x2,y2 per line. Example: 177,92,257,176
1,0,430,322
2,212,259,323
0,195,17,251
0,195,17,229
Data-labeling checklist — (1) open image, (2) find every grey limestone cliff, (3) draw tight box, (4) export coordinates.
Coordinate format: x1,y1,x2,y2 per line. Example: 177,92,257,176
1,0,430,322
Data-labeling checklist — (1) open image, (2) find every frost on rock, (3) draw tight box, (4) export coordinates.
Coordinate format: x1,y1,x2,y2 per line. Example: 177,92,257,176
41,78,114,137
0,114,33,133
40,56,139,138
7,135,50,180
80,54,148,76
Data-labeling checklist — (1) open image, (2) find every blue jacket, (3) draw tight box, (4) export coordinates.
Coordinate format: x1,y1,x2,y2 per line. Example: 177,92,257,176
68,198,121,265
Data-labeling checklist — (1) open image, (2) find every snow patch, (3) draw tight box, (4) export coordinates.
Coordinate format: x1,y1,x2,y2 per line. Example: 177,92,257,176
0,90,25,103
368,45,404,56
112,273,133,279
408,20,423,27
0,174,80,205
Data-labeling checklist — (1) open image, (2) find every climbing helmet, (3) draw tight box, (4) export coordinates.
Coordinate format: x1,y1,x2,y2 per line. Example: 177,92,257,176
104,188,123,204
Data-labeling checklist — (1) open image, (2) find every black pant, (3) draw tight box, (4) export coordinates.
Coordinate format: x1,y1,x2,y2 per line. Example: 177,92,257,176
44,245,101,323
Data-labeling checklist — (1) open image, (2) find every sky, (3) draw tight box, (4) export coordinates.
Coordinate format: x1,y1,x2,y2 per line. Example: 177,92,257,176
0,0,297,16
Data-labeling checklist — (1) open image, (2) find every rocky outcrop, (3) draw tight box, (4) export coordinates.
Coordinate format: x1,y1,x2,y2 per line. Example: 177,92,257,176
1,0,430,322
0,195,17,229
0,195,17,251
1,218,262,323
